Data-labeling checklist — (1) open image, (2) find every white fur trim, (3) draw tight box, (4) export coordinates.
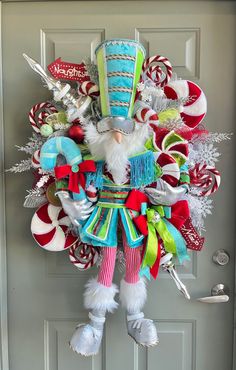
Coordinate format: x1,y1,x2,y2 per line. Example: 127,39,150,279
119,278,147,313
84,278,119,313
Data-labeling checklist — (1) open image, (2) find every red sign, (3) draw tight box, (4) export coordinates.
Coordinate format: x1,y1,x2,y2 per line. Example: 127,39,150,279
180,218,205,251
47,58,90,82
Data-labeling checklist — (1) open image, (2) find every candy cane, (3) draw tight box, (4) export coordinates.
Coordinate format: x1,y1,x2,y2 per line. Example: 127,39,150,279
134,107,159,124
31,149,41,168
29,102,58,133
142,55,173,87
189,163,221,196
164,80,207,129
40,136,86,201
78,81,100,98
155,152,180,187
69,241,99,270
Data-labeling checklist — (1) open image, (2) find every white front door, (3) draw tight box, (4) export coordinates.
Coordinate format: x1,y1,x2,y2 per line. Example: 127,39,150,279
1,1,235,370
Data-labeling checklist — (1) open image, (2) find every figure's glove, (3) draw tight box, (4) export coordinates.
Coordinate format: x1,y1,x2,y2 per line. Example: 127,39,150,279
56,191,95,226
144,179,188,206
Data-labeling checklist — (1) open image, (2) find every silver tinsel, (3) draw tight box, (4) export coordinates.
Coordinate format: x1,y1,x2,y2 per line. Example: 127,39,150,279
7,158,32,173
84,58,99,85
16,133,44,154
24,187,47,208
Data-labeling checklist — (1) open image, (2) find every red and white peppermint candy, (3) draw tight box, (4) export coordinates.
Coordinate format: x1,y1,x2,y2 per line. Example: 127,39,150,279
189,163,221,196
134,107,159,124
142,55,173,87
31,203,78,251
69,241,99,270
31,149,41,169
78,81,100,98
152,128,189,167
164,80,207,129
155,152,180,187
146,65,163,85
29,102,58,133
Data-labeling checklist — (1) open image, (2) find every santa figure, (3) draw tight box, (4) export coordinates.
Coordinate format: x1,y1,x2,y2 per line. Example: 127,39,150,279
56,39,188,356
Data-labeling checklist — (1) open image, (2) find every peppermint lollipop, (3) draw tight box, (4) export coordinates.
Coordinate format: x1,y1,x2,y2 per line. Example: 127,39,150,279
142,55,173,87
189,163,221,196
69,241,99,270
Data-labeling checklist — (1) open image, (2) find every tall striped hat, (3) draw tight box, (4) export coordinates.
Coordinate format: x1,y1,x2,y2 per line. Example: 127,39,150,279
95,39,146,119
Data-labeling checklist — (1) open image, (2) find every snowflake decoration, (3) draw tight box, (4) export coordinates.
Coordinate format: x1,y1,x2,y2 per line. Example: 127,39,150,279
184,193,213,233
187,142,221,167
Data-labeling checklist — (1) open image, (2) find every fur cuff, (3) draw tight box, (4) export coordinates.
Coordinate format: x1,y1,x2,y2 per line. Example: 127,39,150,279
119,278,147,313
84,278,119,313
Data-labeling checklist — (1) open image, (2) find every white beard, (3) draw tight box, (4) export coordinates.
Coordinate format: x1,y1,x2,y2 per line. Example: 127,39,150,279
85,122,151,184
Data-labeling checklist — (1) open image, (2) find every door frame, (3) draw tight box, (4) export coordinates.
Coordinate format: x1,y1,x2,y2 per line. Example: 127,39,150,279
0,2,235,370
0,2,9,370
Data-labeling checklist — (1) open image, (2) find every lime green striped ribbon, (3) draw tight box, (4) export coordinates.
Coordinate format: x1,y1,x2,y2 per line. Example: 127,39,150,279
141,207,177,270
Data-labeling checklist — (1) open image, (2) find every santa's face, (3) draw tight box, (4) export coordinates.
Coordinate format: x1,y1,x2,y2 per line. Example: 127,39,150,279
85,121,151,184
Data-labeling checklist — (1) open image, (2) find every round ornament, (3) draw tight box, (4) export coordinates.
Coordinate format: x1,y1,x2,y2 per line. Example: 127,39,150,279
46,182,61,206
68,125,85,143
69,241,99,270
40,124,53,137
164,80,207,128
31,203,78,251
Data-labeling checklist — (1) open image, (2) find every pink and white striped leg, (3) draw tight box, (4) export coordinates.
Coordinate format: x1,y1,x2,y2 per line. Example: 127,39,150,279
97,247,117,287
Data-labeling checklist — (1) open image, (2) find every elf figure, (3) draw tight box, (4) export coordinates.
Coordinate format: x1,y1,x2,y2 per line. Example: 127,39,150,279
55,40,189,356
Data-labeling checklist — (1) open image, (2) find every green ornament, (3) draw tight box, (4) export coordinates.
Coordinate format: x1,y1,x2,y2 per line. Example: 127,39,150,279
40,124,53,137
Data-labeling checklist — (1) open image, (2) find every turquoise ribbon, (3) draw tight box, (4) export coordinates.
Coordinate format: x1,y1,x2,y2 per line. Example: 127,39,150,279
163,219,190,263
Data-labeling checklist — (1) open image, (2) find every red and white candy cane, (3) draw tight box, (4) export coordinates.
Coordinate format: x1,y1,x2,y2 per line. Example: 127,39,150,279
69,241,99,270
164,80,207,129
142,55,173,87
31,149,41,168
134,106,159,124
78,81,100,98
189,163,221,196
29,102,58,133
155,152,180,187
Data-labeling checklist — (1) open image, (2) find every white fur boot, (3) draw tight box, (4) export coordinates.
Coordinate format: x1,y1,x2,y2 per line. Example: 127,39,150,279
120,278,159,347
70,278,118,356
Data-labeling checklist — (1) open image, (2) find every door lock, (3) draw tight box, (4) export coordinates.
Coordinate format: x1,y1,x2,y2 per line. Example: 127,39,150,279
212,249,230,266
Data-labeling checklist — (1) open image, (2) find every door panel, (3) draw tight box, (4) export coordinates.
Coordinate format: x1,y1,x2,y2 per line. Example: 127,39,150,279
2,2,236,370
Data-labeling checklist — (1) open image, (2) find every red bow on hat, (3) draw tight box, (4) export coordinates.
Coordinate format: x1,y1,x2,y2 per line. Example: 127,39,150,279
54,160,96,193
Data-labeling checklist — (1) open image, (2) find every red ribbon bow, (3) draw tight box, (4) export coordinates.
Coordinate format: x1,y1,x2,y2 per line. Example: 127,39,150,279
54,160,96,193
